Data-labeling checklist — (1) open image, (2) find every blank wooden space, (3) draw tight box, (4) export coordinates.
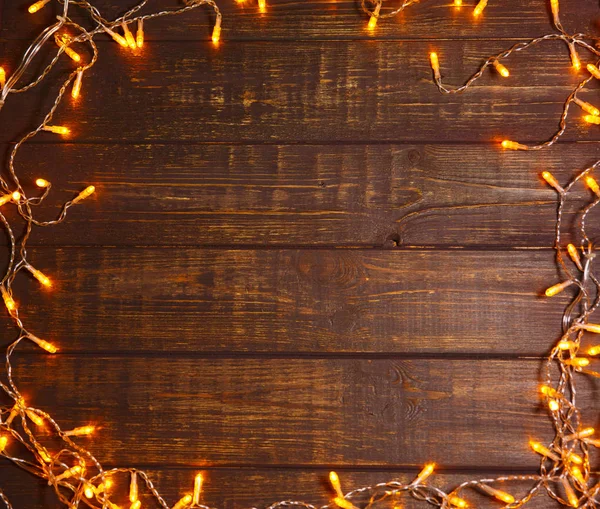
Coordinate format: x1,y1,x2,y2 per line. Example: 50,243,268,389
0,39,596,144
4,142,600,247
9,356,583,468
6,248,570,354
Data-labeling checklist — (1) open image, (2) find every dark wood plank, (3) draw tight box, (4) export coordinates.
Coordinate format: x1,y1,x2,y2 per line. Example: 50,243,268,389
8,356,585,468
3,249,573,354
0,467,560,509
4,143,600,247
0,40,597,144
1,0,598,41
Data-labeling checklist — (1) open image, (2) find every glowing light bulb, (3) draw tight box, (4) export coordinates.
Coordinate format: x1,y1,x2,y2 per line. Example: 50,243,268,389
28,0,51,13
548,399,559,411
569,465,586,487
541,171,563,193
586,175,600,196
26,409,44,427
131,501,141,509
478,484,515,504
584,114,600,125
56,35,81,62
5,400,22,426
561,478,579,508
588,345,600,355
329,471,344,497
27,333,58,353
501,140,528,150
193,473,203,505
36,178,50,188
123,23,137,50
565,427,594,441
130,471,138,502
540,385,559,398
258,0,266,12
493,60,509,77
529,440,560,461
579,323,600,333
64,425,96,437
212,16,222,45
584,438,600,447
172,495,193,509
97,478,113,493
0,67,5,88
54,465,83,483
26,265,52,287
367,2,381,31
334,499,359,509
557,340,576,351
454,0,462,7
473,0,487,17
0,436,7,453
0,192,18,207
448,496,467,508
136,19,144,48
72,70,83,100
84,484,95,498
72,185,95,204
412,463,435,485
565,451,584,465
545,280,573,297
42,125,70,135
429,52,441,80
105,27,128,47
550,0,559,22
587,63,600,80
573,97,600,117
567,244,583,270
569,43,581,71
1,286,16,314
564,357,590,368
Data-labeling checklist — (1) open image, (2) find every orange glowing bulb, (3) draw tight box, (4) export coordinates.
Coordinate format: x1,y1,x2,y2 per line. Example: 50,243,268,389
84,484,95,498
430,52,441,80
258,0,266,12
55,465,83,482
587,63,600,80
540,385,559,398
136,19,144,48
42,125,69,135
573,97,600,117
448,496,467,508
172,495,193,509
72,70,83,100
36,178,50,188
27,333,58,353
130,471,138,502
64,425,96,437
545,280,573,297
122,23,137,50
367,2,381,31
193,473,204,505
105,27,128,47
579,323,600,333
473,0,488,16
567,244,582,270
28,0,51,13
564,357,590,368
0,436,7,453
550,0,559,21
26,410,44,427
412,463,435,485
212,17,222,45
1,286,16,314
56,35,81,62
501,140,528,150
530,440,560,461
541,171,563,192
0,67,5,88
584,114,600,125
493,60,509,77
479,485,515,504
72,185,95,204
585,175,600,196
454,0,462,6
27,265,52,287
565,427,594,441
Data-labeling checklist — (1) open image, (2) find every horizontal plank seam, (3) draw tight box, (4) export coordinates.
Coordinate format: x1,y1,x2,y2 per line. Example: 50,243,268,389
15,245,558,251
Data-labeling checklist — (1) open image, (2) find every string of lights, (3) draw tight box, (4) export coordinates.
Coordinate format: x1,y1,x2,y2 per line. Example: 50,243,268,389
1,0,600,508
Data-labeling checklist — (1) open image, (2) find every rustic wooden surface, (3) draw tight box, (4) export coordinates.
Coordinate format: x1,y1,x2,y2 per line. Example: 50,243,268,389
1,0,599,508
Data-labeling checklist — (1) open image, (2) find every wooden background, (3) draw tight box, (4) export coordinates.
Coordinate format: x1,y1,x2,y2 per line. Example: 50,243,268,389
1,0,600,507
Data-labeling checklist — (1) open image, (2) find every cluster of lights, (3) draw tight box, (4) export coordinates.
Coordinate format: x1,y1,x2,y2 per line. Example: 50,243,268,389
1,1,600,509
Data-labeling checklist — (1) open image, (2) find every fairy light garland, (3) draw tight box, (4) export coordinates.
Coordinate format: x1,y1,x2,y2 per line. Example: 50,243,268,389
1,0,600,509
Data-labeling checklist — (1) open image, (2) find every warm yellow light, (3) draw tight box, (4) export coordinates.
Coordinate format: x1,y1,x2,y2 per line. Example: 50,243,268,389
42,125,70,135
329,471,344,497
567,244,582,270
72,70,83,100
27,333,58,353
448,495,467,508
136,19,144,48
493,60,509,77
5,400,22,426
573,97,600,117
569,43,581,71
585,175,600,196
550,0,559,21
56,35,81,62
565,451,584,464
123,23,137,50
28,0,51,13
588,345,600,355
584,114,600,125
565,427,594,441
548,399,559,411
72,185,96,204
84,484,95,498
105,27,128,47
0,67,5,88
529,440,560,461
193,472,203,505
131,501,141,509
172,495,193,509
27,265,52,287
130,471,138,502
557,340,576,351
36,178,50,188
212,16,222,45
540,385,559,398
1,286,16,314
65,425,95,437
413,462,435,485
0,192,19,207
367,2,381,31
55,465,83,483
0,436,7,453
454,0,462,7
584,438,600,447
26,409,44,427
478,484,515,504
545,280,573,297
11,191,20,202
473,0,487,16
97,478,113,493
562,478,579,508
258,0,266,12
564,357,590,368
429,52,441,80
587,63,600,80
541,171,563,193
334,498,359,509
579,323,600,333
569,465,586,487
501,140,528,150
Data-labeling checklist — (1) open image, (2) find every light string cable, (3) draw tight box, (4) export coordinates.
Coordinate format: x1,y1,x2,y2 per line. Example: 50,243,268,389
0,1,600,509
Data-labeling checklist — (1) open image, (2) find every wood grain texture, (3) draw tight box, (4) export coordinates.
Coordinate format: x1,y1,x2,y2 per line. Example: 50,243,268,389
1,0,598,41
4,143,600,247
9,356,585,468
0,39,597,144
4,248,569,354
0,468,561,509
